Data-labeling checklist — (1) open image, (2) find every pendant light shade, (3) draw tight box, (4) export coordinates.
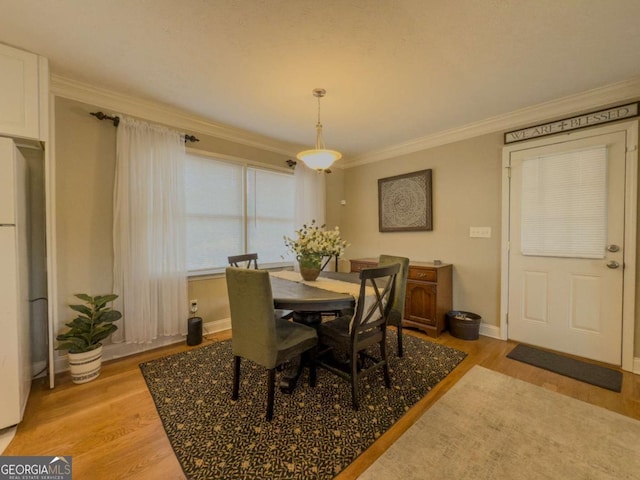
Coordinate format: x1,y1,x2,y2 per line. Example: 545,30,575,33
297,88,342,171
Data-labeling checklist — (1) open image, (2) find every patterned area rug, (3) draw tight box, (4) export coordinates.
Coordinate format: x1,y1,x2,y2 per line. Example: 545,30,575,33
139,334,466,480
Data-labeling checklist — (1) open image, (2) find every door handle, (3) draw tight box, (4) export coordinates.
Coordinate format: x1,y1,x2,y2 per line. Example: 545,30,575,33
606,261,620,269
606,244,620,252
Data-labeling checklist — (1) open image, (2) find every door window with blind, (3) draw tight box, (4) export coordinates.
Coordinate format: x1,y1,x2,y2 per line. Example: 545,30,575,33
520,145,608,259
185,152,295,274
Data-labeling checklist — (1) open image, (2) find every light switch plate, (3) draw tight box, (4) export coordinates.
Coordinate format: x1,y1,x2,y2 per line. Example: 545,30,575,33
470,226,492,238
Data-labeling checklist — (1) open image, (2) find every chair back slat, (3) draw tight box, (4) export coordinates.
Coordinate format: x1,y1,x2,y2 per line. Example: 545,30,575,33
321,254,339,272
351,264,399,338
228,253,259,269
377,255,410,322
378,255,410,356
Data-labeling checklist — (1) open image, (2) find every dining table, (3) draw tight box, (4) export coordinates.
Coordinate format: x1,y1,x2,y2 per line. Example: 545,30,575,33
270,271,359,323
269,270,362,393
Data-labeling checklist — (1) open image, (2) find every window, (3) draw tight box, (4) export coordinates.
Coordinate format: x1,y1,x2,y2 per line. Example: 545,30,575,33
185,152,295,274
520,145,608,259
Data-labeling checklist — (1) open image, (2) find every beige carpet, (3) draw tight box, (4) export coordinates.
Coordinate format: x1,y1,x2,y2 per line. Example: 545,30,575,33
358,366,640,480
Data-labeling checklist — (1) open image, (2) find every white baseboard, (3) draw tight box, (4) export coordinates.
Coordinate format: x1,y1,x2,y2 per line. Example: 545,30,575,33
634,357,640,375
204,317,231,335
479,323,501,339
53,318,232,374
0,426,17,455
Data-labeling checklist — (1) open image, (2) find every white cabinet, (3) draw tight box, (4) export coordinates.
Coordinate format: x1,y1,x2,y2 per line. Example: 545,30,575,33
0,43,48,141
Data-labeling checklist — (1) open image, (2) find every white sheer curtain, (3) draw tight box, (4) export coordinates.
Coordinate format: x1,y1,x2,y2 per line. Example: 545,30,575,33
292,163,325,271
112,115,188,343
294,163,325,227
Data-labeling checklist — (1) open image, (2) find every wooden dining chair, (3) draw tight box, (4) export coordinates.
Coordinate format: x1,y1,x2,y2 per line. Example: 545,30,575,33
227,252,259,269
226,267,318,421
319,254,342,319
321,254,339,272
316,263,399,410
378,255,410,357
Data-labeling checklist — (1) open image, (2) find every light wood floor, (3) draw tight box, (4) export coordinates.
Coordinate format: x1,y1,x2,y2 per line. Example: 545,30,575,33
4,330,640,479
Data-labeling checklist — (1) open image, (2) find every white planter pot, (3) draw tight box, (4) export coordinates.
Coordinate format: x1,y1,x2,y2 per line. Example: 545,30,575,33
68,345,103,384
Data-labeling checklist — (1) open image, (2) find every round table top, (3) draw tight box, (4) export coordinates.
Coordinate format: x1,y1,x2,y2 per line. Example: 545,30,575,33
270,273,357,312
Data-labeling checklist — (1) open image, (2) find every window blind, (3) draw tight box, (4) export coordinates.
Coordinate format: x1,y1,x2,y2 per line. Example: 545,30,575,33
185,155,243,272
247,168,295,264
520,145,608,259
185,153,295,273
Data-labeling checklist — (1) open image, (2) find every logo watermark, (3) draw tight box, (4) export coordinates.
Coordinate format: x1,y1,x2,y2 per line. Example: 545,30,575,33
0,456,72,480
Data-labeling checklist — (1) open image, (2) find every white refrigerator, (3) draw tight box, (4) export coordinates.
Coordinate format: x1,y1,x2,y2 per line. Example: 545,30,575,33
0,137,31,429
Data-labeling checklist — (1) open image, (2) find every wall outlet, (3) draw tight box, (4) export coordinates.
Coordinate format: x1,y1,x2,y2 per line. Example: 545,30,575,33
469,226,492,238
190,299,198,314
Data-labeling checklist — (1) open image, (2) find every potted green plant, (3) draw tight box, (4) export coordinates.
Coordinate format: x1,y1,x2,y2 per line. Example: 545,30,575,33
56,293,122,384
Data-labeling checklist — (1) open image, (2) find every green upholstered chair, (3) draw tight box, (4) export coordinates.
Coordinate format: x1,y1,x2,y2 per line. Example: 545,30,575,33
226,267,318,421
227,252,259,269
378,254,410,357
316,263,399,410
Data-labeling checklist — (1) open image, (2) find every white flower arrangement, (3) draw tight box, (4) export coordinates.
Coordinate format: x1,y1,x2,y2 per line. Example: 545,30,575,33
284,220,349,262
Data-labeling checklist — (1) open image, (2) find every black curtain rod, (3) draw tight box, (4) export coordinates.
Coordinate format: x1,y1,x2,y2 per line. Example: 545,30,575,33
90,111,200,143
90,111,119,126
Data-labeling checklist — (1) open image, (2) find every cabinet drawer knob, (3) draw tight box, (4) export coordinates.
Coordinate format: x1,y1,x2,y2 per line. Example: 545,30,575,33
417,272,426,277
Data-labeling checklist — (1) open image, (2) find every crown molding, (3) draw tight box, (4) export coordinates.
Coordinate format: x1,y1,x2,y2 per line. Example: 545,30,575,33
51,74,640,168
345,76,640,168
50,74,304,157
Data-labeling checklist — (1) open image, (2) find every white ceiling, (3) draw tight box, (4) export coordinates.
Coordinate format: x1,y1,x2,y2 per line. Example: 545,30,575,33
2,0,640,163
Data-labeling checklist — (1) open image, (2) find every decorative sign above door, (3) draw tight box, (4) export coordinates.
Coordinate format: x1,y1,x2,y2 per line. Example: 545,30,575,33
504,102,638,144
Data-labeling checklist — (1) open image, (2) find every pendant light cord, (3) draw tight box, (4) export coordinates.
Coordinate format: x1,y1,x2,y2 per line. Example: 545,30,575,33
315,92,325,150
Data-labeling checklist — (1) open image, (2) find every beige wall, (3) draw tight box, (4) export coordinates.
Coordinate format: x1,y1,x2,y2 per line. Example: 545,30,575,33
55,98,117,338
335,133,503,328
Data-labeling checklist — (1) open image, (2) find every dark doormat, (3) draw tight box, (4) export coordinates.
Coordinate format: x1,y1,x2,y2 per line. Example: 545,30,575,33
507,344,622,392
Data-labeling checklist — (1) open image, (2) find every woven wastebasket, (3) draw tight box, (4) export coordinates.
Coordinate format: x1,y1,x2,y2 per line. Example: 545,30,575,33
446,310,481,340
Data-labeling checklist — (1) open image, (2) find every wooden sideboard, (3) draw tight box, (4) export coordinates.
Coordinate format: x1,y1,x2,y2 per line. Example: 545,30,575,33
350,258,452,338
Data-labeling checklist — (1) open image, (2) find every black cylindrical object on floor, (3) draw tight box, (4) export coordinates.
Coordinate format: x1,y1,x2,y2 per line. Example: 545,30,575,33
446,310,481,340
187,317,203,346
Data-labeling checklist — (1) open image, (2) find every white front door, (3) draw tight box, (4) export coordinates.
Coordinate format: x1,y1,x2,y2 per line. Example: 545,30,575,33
506,128,629,365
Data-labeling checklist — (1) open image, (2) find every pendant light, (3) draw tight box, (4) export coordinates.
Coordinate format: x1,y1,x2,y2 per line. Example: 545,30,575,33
296,88,342,171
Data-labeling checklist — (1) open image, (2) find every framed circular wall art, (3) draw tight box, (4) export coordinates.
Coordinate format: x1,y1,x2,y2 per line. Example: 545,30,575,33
378,169,432,232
